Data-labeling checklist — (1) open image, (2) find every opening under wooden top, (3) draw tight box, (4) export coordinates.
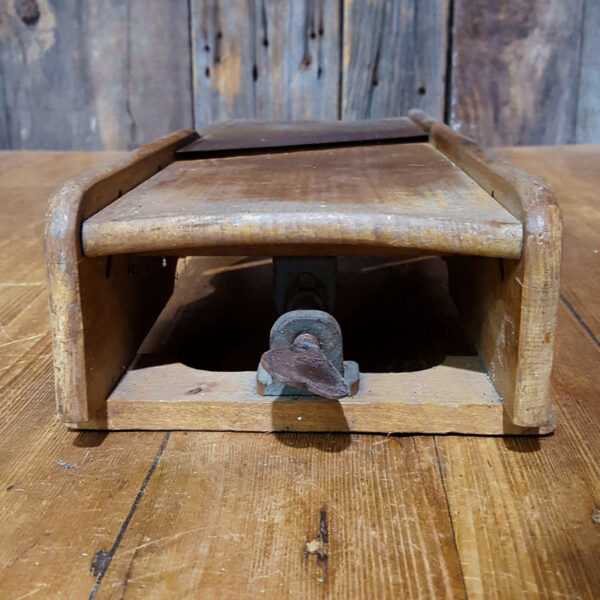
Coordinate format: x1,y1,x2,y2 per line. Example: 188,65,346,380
82,142,523,258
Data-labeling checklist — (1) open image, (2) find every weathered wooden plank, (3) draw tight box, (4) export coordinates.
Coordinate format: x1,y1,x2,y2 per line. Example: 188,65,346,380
0,0,193,150
576,0,600,143
450,0,585,146
190,0,341,125
342,0,448,120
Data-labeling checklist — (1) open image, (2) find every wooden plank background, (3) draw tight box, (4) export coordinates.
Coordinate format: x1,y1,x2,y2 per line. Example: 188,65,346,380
0,0,598,150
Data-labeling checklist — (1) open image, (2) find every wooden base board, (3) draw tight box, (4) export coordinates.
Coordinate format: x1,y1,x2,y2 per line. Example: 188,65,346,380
67,357,556,435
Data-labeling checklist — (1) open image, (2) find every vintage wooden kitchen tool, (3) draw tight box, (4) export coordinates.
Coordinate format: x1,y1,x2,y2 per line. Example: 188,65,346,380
45,112,561,434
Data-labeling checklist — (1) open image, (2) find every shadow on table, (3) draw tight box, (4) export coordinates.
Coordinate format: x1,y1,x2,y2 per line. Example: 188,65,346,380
272,396,352,452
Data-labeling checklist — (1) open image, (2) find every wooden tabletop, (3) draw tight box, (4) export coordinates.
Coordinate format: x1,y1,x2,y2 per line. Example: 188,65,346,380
1,145,599,599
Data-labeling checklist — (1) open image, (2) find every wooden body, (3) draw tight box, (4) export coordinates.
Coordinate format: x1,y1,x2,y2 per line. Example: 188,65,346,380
45,117,561,433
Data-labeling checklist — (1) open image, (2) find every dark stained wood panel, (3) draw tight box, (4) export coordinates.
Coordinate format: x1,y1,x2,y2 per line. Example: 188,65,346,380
0,0,193,150
342,0,449,120
449,0,585,146
190,0,341,125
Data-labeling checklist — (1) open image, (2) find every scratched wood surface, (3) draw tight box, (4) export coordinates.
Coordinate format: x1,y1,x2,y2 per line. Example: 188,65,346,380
1,146,600,598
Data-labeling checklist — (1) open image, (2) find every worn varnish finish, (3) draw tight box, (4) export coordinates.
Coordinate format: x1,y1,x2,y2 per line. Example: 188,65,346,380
48,118,560,432
45,130,198,422
411,112,562,427
342,0,449,120
0,0,193,150
82,142,522,259
101,362,551,435
0,147,599,597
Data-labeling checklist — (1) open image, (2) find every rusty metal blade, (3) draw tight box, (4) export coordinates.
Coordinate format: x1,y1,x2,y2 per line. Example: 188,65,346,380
176,118,427,158
260,341,349,400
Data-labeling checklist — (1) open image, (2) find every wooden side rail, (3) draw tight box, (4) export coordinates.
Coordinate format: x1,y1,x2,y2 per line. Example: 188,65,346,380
410,111,561,427
45,130,198,422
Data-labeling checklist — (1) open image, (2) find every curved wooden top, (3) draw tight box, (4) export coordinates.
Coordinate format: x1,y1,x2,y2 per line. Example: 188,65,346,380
81,142,523,258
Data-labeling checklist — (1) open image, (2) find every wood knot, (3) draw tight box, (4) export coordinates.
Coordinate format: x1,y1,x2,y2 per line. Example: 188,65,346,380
16,0,40,26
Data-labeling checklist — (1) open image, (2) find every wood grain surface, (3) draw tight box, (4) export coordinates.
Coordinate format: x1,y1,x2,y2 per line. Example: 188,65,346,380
342,0,449,120
449,0,588,146
2,0,598,150
82,143,522,259
0,0,193,150
190,0,341,125
575,0,600,143
1,145,599,598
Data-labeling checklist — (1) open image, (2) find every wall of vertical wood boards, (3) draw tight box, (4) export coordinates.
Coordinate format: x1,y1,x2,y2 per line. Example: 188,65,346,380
0,0,598,150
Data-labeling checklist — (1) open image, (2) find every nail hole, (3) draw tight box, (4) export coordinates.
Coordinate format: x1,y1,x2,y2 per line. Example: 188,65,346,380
205,67,210,78
16,0,40,26
418,86,426,96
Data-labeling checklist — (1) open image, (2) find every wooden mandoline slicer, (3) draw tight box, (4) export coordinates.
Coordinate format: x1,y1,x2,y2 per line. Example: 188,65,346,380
45,112,561,434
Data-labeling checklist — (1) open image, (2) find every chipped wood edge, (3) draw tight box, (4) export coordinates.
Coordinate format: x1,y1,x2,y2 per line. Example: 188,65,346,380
45,130,199,422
